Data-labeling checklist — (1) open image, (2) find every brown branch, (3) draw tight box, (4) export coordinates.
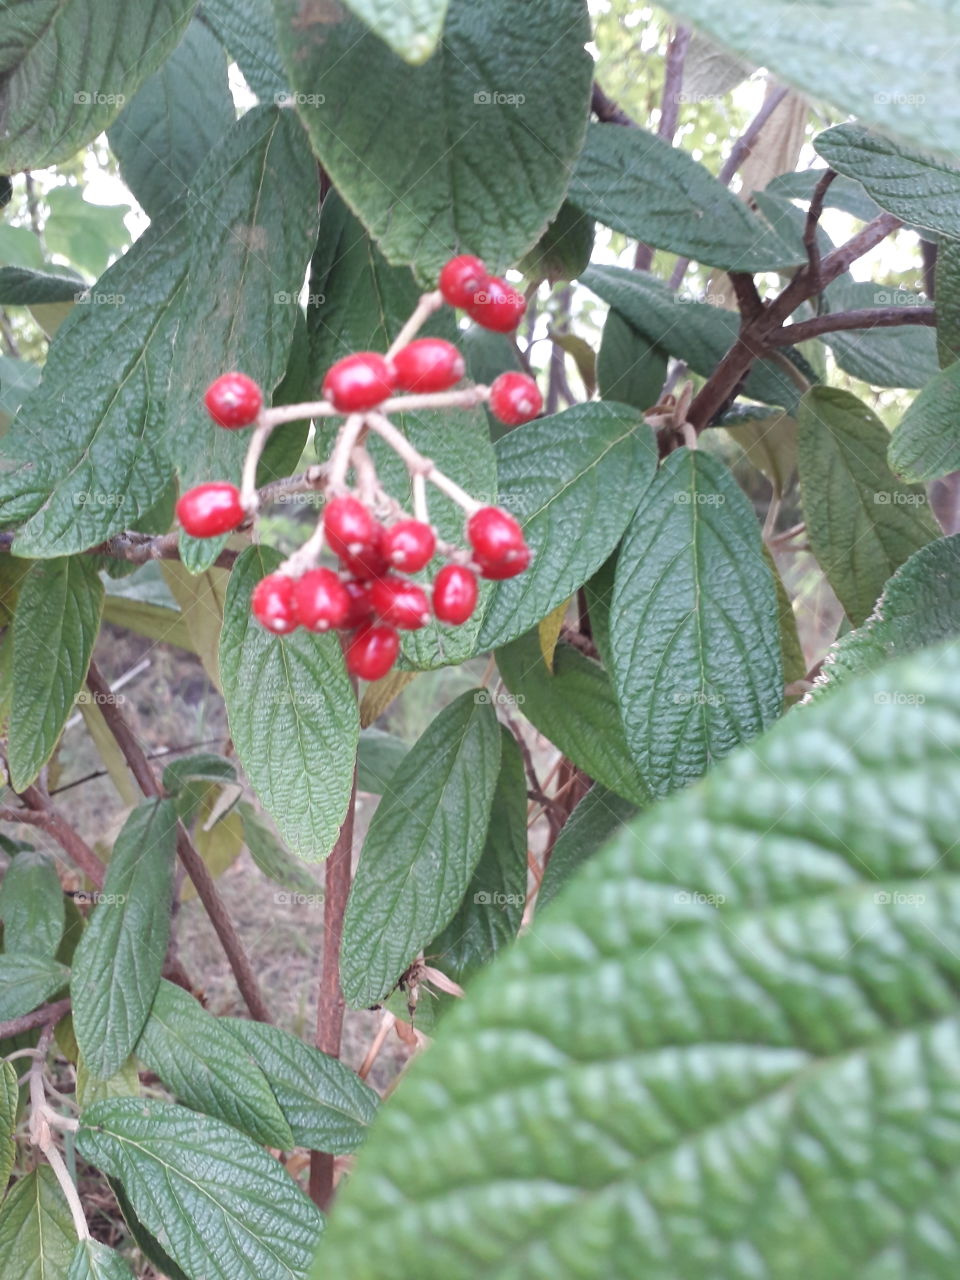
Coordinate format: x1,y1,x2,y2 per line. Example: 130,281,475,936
635,26,691,272
84,662,272,1024
804,168,838,294
0,997,71,1041
590,81,637,127
6,789,105,889
728,272,764,322
769,306,936,345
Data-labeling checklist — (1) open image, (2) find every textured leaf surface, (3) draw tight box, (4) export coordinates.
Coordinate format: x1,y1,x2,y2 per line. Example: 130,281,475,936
0,1167,75,1279
78,1099,323,1280
341,691,501,1007
224,1018,379,1153
8,557,103,790
0,0,195,170
316,640,960,1280
220,547,359,862
935,238,960,368
538,784,638,911
274,0,591,279
340,0,449,63
0,848,64,959
71,800,177,1079
797,388,938,623
136,981,294,1149
820,277,939,389
0,1060,16,1201
723,406,796,499
237,802,318,895
765,167,884,225
0,954,70,1021
200,0,287,100
570,122,801,271
611,448,783,796
477,405,656,651
596,310,667,412
356,729,408,794
67,1240,135,1280
889,358,960,482
0,266,83,305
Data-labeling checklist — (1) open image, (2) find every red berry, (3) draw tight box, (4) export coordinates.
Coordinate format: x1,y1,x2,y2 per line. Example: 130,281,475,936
176,483,245,538
340,525,390,581
465,276,526,332
322,352,396,412
478,546,531,579
369,575,431,630
346,623,400,681
433,564,478,624
204,373,263,428
382,519,436,572
391,338,465,393
467,506,528,567
324,495,378,559
438,254,488,309
489,372,542,426
293,568,351,633
251,573,299,634
341,579,374,629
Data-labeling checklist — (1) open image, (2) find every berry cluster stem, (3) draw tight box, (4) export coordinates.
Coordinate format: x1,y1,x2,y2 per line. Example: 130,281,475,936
385,289,444,359
365,412,481,515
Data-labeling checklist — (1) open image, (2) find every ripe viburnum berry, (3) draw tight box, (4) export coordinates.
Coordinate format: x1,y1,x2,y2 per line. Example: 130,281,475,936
478,546,531,579
324,495,379,559
322,352,396,412
467,506,528,568
293,568,351,633
370,576,431,630
176,483,245,538
346,623,400,681
382,519,436,572
433,564,478,624
251,573,299,634
204,373,263,428
488,371,542,426
392,338,465,393
340,526,390,581
438,254,488,309
465,276,526,332
341,579,374,629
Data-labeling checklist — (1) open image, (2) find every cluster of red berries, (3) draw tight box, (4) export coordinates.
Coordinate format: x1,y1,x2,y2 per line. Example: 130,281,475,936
249,496,529,680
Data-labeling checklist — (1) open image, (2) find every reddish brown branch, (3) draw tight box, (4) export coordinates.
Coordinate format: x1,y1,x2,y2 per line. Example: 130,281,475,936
769,306,936,345
6,789,105,889
0,997,71,1041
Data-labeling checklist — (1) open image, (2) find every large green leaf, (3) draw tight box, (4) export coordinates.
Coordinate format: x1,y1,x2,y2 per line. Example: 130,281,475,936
224,1018,379,1153
889,358,960,482
67,1240,135,1280
0,953,69,1021
273,0,592,279
220,546,359,862
815,124,960,238
108,19,236,220
0,218,189,557
339,0,449,63
428,727,527,984
820,277,939,389
610,448,783,796
569,122,802,272
0,1060,16,1199
77,1098,323,1280
497,631,649,806
936,239,960,368
659,0,960,156
538,784,638,911
0,267,84,305
135,980,294,1149
316,639,960,1280
341,691,501,1007
0,354,41,433
476,405,656,651
0,848,64,959
797,387,938,624
0,1167,75,1278
165,106,319,498
8,557,104,790
0,0,196,171
816,534,960,693
71,799,178,1079
237,802,318,895
765,168,884,225
596,310,667,412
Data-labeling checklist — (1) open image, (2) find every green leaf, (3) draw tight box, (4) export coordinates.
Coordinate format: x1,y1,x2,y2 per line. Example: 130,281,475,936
109,19,236,220
477,405,657,651
583,265,807,410
610,448,783,796
224,1018,379,1153
0,218,189,557
67,1239,135,1280
0,355,41,433
341,691,501,1007
0,1060,17,1198
77,1098,323,1280
0,226,45,271
220,546,359,862
766,168,884,225
237,802,319,895
162,753,238,796
200,0,288,101
815,124,960,238
274,0,592,279
816,534,960,693
0,954,69,1022
0,267,84,305
8,557,104,791
936,239,960,368
339,0,449,64
0,1167,75,1279
107,1178,188,1280
100,594,193,652
596,310,667,412
658,0,960,156
0,848,64,959
135,981,294,1149
519,202,595,287
165,107,320,504
722,406,797,499
0,0,196,171
428,727,527,983
43,187,130,281
538,784,638,911
357,728,408,794
315,638,960,1279
797,387,938,624
75,1051,140,1110
889,358,960,482
570,122,802,272
159,561,229,690
820,277,939,389
71,800,178,1079
497,631,649,806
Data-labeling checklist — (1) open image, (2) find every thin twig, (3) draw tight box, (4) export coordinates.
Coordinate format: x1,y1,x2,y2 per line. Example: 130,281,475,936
803,168,838,295
590,81,637,127
769,306,936,345
636,25,691,271
7,789,106,888
0,998,71,1042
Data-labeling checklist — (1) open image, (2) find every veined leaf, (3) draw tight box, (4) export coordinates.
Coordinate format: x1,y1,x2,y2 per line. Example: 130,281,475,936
0,1060,17,1200
0,954,70,1022
538,784,638,911
339,0,449,64
67,1239,136,1280
199,0,288,101
0,1167,75,1278
889,358,960,482
596,310,667,412
0,847,64,959
820,276,938,389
